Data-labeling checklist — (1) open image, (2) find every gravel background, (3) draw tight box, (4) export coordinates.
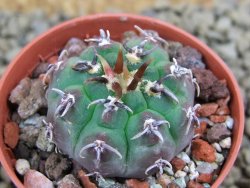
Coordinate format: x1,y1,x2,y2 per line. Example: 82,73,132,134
0,1,249,187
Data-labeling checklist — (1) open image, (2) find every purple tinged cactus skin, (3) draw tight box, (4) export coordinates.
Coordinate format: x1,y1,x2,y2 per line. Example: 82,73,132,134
45,27,199,178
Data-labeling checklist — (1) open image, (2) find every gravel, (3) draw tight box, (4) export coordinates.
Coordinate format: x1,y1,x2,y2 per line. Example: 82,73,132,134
15,159,31,175
1,1,250,187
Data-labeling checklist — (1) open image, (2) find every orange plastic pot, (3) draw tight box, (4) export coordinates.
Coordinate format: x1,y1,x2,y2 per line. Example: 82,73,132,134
0,14,244,188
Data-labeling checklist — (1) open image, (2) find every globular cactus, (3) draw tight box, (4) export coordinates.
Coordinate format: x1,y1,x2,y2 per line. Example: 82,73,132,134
44,26,200,178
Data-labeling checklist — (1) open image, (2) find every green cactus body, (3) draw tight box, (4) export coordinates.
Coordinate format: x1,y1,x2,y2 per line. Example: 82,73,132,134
46,28,197,178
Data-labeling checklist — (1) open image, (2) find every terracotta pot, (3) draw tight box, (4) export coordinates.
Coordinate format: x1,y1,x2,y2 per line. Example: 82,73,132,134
0,14,244,188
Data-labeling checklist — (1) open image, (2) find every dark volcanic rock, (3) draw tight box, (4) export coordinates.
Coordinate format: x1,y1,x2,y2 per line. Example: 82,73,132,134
175,46,205,69
193,68,230,101
206,124,231,143
45,153,72,181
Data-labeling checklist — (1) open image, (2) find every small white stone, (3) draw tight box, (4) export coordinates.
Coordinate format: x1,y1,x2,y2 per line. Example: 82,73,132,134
150,184,162,188
203,183,211,188
183,165,189,172
211,162,219,170
177,152,191,164
157,174,172,186
164,166,174,176
189,170,199,180
225,116,234,129
215,16,232,32
196,162,214,174
212,143,222,152
219,137,232,149
215,152,225,163
188,161,196,174
174,177,186,188
15,159,30,175
36,127,55,152
174,170,187,178
194,160,203,166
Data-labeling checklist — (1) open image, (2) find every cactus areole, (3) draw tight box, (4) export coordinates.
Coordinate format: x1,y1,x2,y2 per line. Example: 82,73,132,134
45,26,200,178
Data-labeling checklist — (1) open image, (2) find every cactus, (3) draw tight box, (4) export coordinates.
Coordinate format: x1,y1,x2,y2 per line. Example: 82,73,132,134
44,26,200,178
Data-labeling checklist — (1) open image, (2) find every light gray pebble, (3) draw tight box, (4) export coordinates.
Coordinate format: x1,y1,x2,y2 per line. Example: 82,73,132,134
170,3,187,14
174,170,187,178
149,184,162,188
0,166,11,183
20,113,45,128
230,66,245,81
57,174,81,188
228,185,238,188
214,16,232,33
188,161,196,174
0,13,7,27
157,12,181,26
164,166,174,176
243,52,250,67
222,166,242,186
236,33,250,55
213,42,238,60
153,0,170,9
196,162,214,174
197,11,215,30
19,126,40,147
177,152,191,164
189,170,199,181
30,9,46,20
242,148,250,165
178,15,196,34
212,143,222,152
15,159,30,175
1,17,20,37
183,166,189,173
230,8,250,27
0,182,11,188
147,176,158,187
241,135,250,149
214,0,235,15
0,64,6,76
227,27,244,42
240,75,250,89
203,183,211,188
17,14,31,31
211,162,219,170
219,137,232,149
31,20,49,35
215,152,225,164
0,38,12,53
174,177,186,188
205,29,225,41
98,178,124,188
25,32,39,43
244,165,250,178
224,116,234,130
36,127,55,152
245,118,250,137
49,14,62,25
6,47,21,63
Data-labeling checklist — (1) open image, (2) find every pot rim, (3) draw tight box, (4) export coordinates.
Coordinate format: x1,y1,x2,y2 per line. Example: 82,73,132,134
0,13,244,188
